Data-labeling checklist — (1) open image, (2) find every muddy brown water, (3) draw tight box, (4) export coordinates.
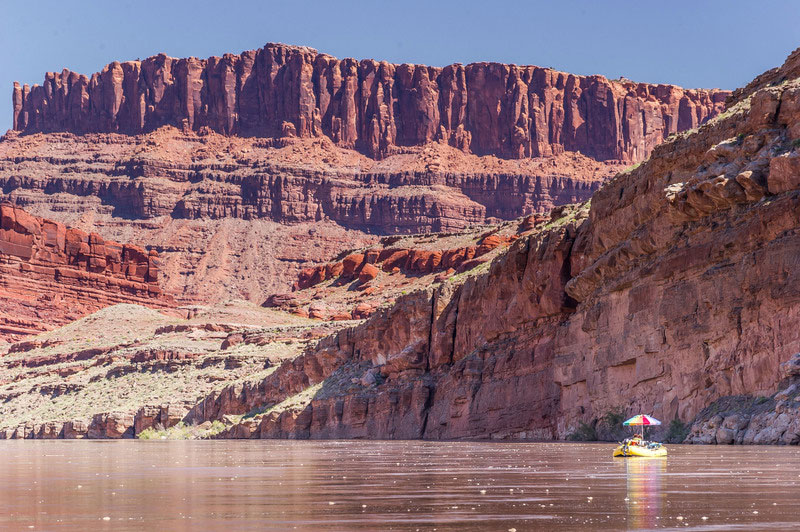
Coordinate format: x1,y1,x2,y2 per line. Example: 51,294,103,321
1,440,799,530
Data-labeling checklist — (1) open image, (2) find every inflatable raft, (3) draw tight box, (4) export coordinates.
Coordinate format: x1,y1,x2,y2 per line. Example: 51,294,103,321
613,438,667,458
613,415,667,457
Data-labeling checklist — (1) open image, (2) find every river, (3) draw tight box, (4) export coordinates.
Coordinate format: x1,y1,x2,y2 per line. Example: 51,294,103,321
1,440,798,530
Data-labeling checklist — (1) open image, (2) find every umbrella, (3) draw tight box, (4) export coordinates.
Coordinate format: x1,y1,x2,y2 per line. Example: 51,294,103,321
622,414,661,426
622,414,661,441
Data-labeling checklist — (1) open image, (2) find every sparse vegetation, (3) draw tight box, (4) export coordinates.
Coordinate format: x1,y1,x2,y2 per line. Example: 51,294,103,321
705,92,755,127
664,418,690,443
593,407,629,441
266,382,323,415
138,420,226,440
230,382,325,428
620,161,642,174
603,407,626,427
567,420,598,441
0,303,334,434
446,258,493,284
542,205,584,230
241,403,273,420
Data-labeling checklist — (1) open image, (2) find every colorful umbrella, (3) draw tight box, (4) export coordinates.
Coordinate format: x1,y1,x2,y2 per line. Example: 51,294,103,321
622,414,661,426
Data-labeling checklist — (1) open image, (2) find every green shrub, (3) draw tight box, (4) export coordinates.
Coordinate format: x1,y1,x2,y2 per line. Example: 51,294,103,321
137,421,225,440
137,427,159,440
567,420,598,441
664,418,690,443
603,408,626,427
620,162,642,174
204,420,226,438
242,405,269,420
596,407,629,441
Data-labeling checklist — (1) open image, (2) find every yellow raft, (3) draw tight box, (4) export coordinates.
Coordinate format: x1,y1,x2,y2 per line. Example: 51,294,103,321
613,439,667,458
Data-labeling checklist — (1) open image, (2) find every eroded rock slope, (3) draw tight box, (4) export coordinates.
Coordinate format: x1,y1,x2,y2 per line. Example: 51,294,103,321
177,47,800,443
1,203,169,342
2,43,727,302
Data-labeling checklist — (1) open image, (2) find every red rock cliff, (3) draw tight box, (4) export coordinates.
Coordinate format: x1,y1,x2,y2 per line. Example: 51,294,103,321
184,47,800,442
12,43,728,162
0,203,170,341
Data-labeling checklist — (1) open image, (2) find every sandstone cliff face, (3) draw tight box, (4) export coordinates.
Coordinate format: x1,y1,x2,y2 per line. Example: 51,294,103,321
0,129,613,302
0,132,605,230
170,48,800,443
0,203,169,341
7,52,800,441
4,44,727,303
12,43,728,162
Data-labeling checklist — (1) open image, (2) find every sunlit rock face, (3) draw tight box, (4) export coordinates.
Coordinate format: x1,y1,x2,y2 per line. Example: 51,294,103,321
0,203,170,342
12,43,727,162
2,43,727,306
187,47,800,442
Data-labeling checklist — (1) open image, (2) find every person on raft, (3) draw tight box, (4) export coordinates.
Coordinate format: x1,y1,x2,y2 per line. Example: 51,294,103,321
624,434,643,446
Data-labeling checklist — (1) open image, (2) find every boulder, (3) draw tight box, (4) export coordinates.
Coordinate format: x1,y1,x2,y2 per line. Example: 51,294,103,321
221,333,244,350
352,302,376,320
768,153,800,194
341,253,365,278
358,263,380,284
780,353,800,379
62,420,89,439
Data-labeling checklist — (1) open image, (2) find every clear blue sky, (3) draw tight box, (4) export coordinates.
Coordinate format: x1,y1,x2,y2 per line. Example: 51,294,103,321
2,0,799,131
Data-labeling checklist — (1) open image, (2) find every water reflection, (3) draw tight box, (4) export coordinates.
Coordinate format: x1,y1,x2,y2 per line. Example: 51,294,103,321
1,441,800,530
624,458,666,529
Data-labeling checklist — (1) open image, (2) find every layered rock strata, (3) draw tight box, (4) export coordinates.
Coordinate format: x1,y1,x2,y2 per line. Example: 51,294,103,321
0,203,168,341
290,232,518,291
3,44,728,302
12,43,728,162
0,302,346,438
172,48,800,442
0,129,617,302
0,131,608,231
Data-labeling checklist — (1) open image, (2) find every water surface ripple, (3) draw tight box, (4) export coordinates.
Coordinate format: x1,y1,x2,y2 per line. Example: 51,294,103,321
1,440,799,530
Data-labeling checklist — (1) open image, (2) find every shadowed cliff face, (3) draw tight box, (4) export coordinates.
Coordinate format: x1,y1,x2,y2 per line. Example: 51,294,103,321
12,43,728,162
173,47,800,442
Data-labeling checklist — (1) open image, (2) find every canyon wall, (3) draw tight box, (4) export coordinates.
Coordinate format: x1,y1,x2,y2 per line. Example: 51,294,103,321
0,133,605,231
0,130,612,302
178,48,800,443
6,48,800,442
12,43,728,162
3,43,729,302
0,203,169,341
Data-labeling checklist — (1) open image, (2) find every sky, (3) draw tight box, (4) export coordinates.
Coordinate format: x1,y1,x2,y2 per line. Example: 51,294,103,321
2,0,799,130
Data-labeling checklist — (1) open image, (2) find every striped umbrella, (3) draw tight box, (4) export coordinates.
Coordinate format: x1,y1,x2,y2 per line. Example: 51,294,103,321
623,414,661,426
